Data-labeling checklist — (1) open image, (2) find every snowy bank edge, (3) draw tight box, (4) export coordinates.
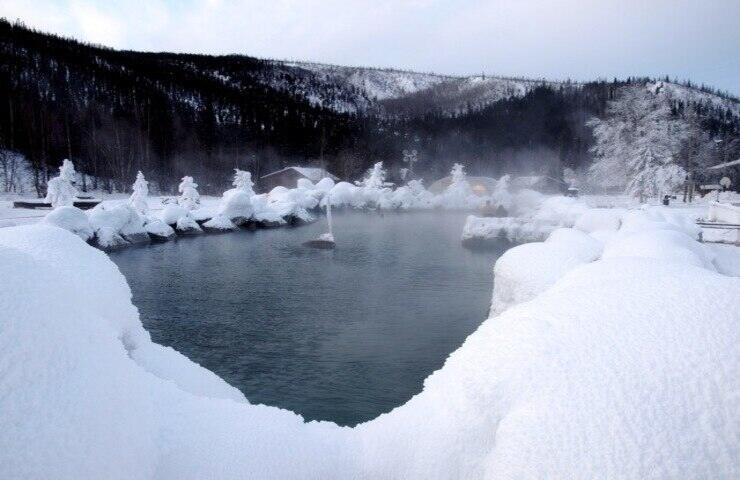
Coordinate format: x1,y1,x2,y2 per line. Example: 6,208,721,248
0,213,738,478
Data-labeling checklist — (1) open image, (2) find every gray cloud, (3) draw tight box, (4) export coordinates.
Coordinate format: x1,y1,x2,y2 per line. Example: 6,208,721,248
2,0,738,94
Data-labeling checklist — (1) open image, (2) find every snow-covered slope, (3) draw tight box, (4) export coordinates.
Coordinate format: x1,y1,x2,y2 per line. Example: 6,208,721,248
649,80,740,118
380,75,577,116
285,61,455,101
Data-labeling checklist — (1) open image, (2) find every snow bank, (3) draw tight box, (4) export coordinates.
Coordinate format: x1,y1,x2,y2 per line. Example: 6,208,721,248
1,211,738,479
573,208,625,233
491,227,603,314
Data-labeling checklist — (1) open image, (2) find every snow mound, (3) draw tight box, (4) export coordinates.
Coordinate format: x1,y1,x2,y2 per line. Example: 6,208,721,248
530,195,589,227
42,206,94,241
491,227,603,314
574,208,625,233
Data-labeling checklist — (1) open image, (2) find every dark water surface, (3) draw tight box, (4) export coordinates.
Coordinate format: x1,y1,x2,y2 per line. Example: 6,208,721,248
109,211,502,425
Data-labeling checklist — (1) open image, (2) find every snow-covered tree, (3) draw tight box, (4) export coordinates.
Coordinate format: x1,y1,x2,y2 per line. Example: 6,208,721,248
450,163,468,186
231,169,255,196
588,86,689,200
45,159,78,208
129,171,149,214
356,162,392,189
402,149,419,176
436,163,478,209
177,176,200,210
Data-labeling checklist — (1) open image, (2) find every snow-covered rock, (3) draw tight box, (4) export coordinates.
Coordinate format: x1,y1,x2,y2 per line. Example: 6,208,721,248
42,206,94,241
144,218,176,242
462,215,558,247
202,214,237,232
88,202,149,249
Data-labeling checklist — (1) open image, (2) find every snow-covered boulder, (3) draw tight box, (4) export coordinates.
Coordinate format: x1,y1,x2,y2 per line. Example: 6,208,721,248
144,219,176,242
42,206,94,241
462,215,558,248
175,215,203,235
158,204,201,235
202,214,237,232
88,202,149,249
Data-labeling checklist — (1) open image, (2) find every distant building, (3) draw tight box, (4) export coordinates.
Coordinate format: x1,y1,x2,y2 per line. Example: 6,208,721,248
428,176,498,196
510,175,566,194
258,167,340,192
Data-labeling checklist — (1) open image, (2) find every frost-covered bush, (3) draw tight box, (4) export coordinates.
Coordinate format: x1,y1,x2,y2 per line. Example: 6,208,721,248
177,176,200,210
42,206,93,241
129,171,149,214
44,159,78,208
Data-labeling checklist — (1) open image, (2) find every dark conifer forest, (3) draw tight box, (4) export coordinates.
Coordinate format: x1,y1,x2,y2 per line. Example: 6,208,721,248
1,19,737,194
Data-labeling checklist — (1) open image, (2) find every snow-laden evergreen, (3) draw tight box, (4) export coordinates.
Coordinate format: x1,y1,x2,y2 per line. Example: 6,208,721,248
177,176,200,210
129,171,149,214
44,159,78,208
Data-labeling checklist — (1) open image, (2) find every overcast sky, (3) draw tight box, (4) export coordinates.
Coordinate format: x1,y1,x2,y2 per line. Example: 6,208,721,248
2,0,739,95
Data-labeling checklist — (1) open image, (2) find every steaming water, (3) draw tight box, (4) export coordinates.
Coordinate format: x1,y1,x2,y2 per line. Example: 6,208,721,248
109,211,503,425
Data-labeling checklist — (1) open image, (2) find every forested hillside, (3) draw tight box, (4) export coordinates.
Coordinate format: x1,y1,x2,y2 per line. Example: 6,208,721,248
1,19,738,195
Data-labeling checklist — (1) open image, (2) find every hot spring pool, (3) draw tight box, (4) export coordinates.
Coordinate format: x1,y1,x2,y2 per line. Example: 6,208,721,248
109,211,503,425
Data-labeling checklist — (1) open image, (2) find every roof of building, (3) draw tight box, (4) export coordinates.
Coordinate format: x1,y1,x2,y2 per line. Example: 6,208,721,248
707,158,740,170
260,166,340,182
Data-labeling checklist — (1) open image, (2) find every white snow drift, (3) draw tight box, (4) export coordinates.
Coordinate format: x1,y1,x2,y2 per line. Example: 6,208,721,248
1,203,738,479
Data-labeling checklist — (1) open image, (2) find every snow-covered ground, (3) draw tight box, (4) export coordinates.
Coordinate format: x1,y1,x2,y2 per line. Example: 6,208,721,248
1,193,738,478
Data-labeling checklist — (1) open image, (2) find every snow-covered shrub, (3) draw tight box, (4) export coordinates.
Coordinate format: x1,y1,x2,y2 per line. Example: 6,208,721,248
177,176,200,210
129,171,149,214
44,159,78,208
42,206,94,241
